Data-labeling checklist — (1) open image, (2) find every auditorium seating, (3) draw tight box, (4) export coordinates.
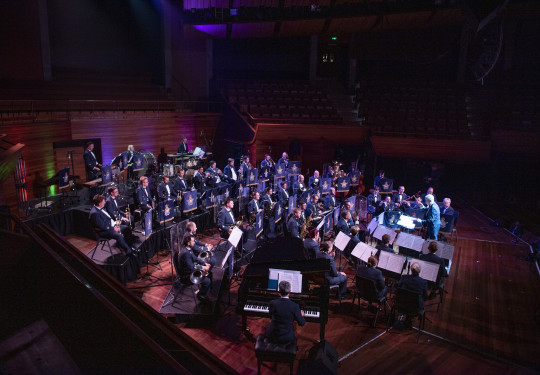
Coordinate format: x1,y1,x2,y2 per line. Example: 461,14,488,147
355,80,471,139
224,80,343,124
491,85,539,132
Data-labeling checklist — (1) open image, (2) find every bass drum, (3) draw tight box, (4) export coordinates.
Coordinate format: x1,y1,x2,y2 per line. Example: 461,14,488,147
141,152,156,176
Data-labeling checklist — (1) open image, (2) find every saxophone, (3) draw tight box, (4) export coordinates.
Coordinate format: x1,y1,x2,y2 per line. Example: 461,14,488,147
300,215,312,238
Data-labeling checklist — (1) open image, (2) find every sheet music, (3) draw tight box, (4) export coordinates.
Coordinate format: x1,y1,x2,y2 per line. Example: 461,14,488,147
351,242,377,263
412,259,440,282
421,240,455,260
334,231,351,251
277,271,302,293
378,251,406,274
373,225,397,243
220,244,235,269
227,227,243,247
367,218,378,234
397,214,416,230
394,232,425,253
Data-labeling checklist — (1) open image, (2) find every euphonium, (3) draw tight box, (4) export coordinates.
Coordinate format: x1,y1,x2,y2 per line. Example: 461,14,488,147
190,264,207,284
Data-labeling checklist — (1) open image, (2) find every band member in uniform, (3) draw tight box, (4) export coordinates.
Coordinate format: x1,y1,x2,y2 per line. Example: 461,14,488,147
178,235,211,301
260,154,275,172
177,136,189,154
304,229,320,259
308,170,320,188
326,165,334,179
392,186,409,210
306,194,320,218
336,210,351,236
368,186,381,214
157,175,177,202
126,144,135,179
287,207,301,239
223,158,238,183
298,200,307,225
89,194,137,256
261,187,274,209
341,200,358,224
279,181,289,206
83,141,101,181
422,187,437,205
419,194,440,240
136,176,153,213
324,187,337,210
410,195,425,209
420,241,448,289
397,262,428,328
185,221,215,267
373,170,385,189
174,168,188,194
238,156,251,183
193,166,209,193
376,196,394,215
317,242,348,298
206,161,224,187
441,198,454,215
356,256,388,299
277,152,289,168
217,197,236,237
375,234,394,258
346,225,362,259
105,186,133,229
248,191,263,216
293,175,307,198
264,280,305,345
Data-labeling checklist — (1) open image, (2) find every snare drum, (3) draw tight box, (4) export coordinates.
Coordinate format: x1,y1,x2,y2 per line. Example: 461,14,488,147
186,158,194,168
162,163,174,177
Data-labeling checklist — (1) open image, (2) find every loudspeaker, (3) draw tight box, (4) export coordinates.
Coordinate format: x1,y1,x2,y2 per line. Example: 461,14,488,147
297,340,338,375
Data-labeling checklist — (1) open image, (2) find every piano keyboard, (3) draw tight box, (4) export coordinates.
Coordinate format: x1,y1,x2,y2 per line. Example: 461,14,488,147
244,300,320,319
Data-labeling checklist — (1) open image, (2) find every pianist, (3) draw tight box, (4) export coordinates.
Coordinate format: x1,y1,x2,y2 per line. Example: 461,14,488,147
264,280,305,346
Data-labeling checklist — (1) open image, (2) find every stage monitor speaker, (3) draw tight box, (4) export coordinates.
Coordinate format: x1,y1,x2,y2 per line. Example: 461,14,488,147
297,340,338,375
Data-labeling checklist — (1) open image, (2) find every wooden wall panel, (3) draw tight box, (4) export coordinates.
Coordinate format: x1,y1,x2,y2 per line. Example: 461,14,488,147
254,123,369,173
370,136,492,163
0,121,72,213
71,114,221,179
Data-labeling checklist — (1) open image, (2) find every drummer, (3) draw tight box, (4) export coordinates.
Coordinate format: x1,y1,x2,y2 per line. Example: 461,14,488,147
177,136,189,154
156,147,169,173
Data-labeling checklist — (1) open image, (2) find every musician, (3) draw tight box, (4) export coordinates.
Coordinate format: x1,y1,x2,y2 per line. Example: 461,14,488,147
264,280,305,346
373,170,385,189
326,165,334,179
156,147,169,171
346,225,362,259
248,191,262,216
185,221,215,268
324,187,337,210
287,208,301,239
367,186,381,214
308,170,320,188
422,187,437,206
420,241,448,289
306,194,320,218
260,154,274,172
89,194,137,256
277,152,288,168
293,175,307,198
261,187,274,209
342,200,358,225
223,158,238,183
126,144,135,179
420,194,440,240
178,235,211,301
105,186,133,229
217,197,236,237
410,196,425,209
376,196,393,215
298,200,307,225
392,186,409,209
157,175,177,202
375,234,394,258
304,229,320,259
206,161,223,186
279,181,290,206
336,211,351,236
193,166,209,193
356,256,388,299
317,242,348,298
238,156,251,183
83,141,101,180
177,136,189,154
441,198,454,216
136,176,153,213
398,262,428,327
173,168,188,194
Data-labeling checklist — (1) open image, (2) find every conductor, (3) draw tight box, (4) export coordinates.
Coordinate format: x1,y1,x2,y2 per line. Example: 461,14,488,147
265,280,305,345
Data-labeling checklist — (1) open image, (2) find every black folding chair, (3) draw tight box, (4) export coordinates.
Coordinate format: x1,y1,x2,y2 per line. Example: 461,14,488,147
351,275,389,327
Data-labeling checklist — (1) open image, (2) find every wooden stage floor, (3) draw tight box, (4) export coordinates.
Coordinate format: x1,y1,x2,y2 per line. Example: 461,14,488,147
67,206,540,375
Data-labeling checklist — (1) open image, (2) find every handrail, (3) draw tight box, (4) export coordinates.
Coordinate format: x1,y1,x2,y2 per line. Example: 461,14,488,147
0,212,237,374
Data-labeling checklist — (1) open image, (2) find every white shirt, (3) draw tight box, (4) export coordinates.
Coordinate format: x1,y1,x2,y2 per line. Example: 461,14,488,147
100,207,115,227
231,167,237,181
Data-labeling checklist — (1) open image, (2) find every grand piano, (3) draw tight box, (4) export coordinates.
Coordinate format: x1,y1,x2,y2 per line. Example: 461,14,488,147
237,237,331,340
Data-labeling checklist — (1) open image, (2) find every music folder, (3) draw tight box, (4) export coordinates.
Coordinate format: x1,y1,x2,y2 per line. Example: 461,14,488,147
404,258,439,282
394,232,425,253
367,218,378,234
377,251,406,276
334,231,351,251
228,226,243,247
373,225,397,243
421,240,455,261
